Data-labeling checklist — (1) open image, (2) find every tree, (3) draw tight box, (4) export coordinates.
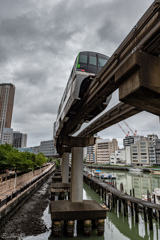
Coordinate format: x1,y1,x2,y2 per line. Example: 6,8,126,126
0,144,47,173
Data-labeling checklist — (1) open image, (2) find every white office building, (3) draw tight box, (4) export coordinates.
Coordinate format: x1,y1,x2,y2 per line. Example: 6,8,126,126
2,127,13,145
110,149,126,165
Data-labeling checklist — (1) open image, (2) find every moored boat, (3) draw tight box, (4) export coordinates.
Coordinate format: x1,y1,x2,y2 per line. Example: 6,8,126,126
101,173,116,179
92,169,102,178
129,168,143,173
151,169,160,175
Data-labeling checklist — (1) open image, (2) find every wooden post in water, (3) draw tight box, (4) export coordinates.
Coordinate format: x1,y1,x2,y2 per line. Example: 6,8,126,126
123,200,126,217
108,193,111,209
130,201,134,217
104,190,106,204
112,194,115,209
148,207,153,230
118,198,121,213
143,207,147,222
134,203,139,223
132,188,135,197
125,198,128,214
155,210,158,222
98,185,100,195
130,190,134,216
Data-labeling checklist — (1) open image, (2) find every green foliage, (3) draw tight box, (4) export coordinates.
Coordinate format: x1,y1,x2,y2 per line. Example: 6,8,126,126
0,144,47,173
48,157,54,162
54,158,60,169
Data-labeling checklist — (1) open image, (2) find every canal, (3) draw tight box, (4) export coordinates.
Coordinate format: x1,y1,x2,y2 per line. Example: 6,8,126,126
25,170,160,240
2,170,160,239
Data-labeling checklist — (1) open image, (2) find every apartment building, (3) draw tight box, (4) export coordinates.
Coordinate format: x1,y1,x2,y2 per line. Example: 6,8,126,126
96,138,118,164
86,145,96,163
110,149,126,165
2,127,13,145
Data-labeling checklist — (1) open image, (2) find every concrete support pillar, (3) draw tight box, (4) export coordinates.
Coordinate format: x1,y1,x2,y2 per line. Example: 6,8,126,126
60,158,62,166
62,153,69,183
70,147,83,202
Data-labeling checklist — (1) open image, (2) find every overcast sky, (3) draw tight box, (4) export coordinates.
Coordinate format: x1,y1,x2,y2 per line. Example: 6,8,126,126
0,0,159,148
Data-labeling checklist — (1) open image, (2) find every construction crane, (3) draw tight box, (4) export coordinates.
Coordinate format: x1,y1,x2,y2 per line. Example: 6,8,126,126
123,120,137,136
117,123,130,136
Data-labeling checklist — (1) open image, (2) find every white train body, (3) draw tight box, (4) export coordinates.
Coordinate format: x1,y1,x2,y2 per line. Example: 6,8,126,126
54,51,111,138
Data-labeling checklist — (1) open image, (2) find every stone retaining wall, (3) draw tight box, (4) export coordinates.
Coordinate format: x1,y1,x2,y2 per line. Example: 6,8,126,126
0,166,48,194
0,165,55,227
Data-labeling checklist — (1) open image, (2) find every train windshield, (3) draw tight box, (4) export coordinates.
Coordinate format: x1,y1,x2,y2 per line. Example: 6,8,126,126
79,53,87,64
77,52,109,74
98,57,108,67
89,53,97,66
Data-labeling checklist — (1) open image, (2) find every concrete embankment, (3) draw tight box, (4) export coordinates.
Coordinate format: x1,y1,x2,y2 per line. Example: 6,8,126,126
85,165,151,172
0,164,55,227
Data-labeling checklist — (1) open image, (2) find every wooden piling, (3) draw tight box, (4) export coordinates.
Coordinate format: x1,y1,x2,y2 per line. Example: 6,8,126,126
143,206,147,222
102,187,104,199
104,190,107,205
118,198,121,213
112,194,115,209
108,193,111,209
123,200,126,217
148,207,153,230
134,203,139,223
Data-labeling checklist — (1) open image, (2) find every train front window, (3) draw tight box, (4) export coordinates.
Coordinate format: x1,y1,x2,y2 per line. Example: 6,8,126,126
79,53,87,64
89,55,96,66
98,57,108,67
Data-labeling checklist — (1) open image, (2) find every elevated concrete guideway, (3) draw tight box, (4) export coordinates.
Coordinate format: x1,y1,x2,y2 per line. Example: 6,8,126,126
56,0,160,156
55,0,160,208
78,102,141,137
59,0,160,140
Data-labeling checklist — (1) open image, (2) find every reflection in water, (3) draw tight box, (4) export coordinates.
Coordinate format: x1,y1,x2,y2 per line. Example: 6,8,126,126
99,169,160,199
24,170,160,240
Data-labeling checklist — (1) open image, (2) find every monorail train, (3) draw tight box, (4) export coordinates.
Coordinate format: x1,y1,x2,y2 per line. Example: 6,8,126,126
54,51,112,138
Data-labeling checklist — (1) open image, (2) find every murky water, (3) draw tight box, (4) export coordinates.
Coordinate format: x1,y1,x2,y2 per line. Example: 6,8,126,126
24,170,160,240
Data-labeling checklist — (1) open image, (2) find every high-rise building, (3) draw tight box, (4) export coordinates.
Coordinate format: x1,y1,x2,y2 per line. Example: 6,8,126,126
0,83,15,141
39,140,57,157
12,131,27,148
85,134,99,163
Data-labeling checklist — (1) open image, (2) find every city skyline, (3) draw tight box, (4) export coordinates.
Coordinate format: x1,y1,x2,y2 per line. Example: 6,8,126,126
0,0,159,147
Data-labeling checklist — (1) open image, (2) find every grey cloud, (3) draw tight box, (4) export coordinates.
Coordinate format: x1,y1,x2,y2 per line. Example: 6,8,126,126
0,0,156,147
13,67,48,85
